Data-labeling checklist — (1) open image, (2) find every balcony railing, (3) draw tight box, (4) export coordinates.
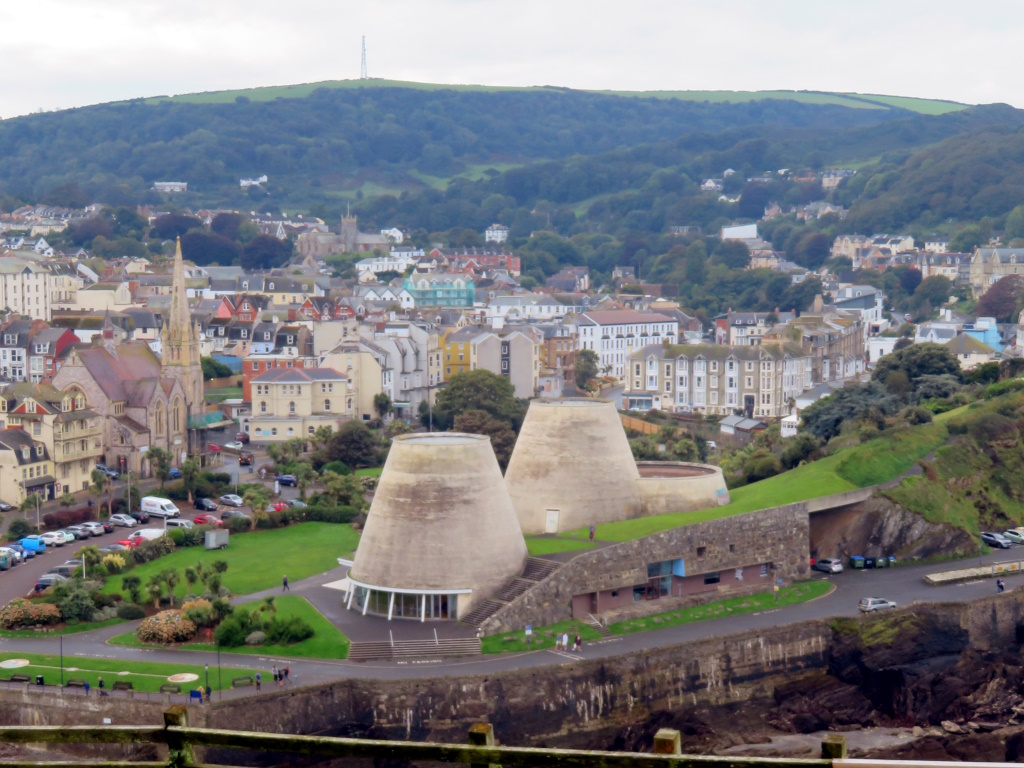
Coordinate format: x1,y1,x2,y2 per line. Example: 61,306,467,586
0,707,858,768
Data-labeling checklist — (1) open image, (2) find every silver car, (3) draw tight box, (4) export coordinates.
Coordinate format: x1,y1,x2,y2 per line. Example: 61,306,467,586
219,494,244,507
109,514,137,528
79,522,106,537
859,597,897,612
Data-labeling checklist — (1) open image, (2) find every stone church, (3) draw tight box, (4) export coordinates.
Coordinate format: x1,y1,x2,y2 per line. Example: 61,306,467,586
52,239,205,476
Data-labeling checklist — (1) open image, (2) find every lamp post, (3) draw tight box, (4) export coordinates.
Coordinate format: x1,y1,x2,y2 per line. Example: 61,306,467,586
204,663,209,694
217,647,222,700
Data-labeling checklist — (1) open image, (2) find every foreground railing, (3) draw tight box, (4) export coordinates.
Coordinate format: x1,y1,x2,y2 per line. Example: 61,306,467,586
0,706,988,768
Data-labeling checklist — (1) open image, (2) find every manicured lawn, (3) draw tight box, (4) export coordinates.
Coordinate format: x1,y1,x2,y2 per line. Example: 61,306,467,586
102,523,359,600
481,581,832,654
0,617,125,639
108,596,350,660
0,652,268,693
354,467,382,477
205,387,242,404
527,420,954,553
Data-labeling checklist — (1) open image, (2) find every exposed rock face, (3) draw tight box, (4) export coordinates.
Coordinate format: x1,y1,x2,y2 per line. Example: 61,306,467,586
810,496,975,561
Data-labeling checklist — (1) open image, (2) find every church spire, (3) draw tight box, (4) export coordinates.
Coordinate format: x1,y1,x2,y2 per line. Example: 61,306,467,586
166,237,194,347
160,237,204,412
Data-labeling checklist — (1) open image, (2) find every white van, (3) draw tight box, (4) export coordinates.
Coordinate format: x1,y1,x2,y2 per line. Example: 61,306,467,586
141,497,180,518
165,519,194,530
128,528,167,544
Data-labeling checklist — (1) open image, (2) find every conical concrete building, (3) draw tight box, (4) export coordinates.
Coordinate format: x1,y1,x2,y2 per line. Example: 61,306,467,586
347,433,527,621
505,399,642,534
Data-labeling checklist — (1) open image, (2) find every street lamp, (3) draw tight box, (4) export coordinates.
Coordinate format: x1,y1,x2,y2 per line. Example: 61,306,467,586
204,663,209,693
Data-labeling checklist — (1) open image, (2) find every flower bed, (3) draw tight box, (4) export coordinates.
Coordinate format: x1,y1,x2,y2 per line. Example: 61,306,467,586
136,610,197,644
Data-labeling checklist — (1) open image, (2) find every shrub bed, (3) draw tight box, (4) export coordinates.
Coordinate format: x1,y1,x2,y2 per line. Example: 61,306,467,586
0,599,61,629
136,610,197,643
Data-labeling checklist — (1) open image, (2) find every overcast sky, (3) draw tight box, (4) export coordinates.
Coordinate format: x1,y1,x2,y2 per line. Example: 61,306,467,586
2,0,1020,118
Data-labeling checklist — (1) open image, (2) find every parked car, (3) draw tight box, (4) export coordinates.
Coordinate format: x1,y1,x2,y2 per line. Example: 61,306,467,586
220,509,250,521
165,519,194,530
219,494,243,507
79,522,106,537
99,520,114,534
168,467,182,479
109,514,138,528
236,432,250,444
65,525,92,539
48,564,81,578
287,499,307,508
99,543,128,553
275,474,297,487
0,547,22,564
193,514,222,527
141,497,180,518
18,536,46,553
117,538,142,549
95,463,120,480
859,597,897,612
224,441,244,451
7,543,33,560
129,510,150,524
267,501,289,513
35,573,67,591
238,452,253,466
194,498,218,511
40,532,66,547
813,558,843,574
1004,528,1024,545
982,531,1013,549
0,500,12,512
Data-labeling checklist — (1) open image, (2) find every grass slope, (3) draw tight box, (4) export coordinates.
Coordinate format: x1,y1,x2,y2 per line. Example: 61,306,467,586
109,595,350,660
102,523,359,599
0,652,267,692
525,417,954,555
144,78,966,115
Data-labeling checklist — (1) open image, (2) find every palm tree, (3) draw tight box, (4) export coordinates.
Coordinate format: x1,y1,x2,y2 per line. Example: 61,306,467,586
146,575,164,609
184,566,198,595
75,545,101,575
122,574,142,604
90,470,110,517
206,574,223,598
164,569,180,607
181,458,200,504
256,596,277,626
294,464,315,501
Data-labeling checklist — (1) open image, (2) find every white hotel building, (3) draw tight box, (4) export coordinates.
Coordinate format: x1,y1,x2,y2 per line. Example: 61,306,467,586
576,311,677,380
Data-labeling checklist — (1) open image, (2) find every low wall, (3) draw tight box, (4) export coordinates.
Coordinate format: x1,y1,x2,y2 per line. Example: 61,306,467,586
483,502,811,634
636,462,729,515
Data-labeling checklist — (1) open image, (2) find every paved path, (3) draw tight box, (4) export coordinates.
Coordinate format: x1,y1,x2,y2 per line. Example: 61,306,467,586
0,548,1016,692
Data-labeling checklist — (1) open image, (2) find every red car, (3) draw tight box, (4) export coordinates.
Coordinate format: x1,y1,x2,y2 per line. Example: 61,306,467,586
268,501,289,513
193,514,223,527
117,538,141,549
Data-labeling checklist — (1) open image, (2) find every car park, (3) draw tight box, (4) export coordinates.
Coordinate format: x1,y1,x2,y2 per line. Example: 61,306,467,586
109,514,137,528
219,494,243,507
35,573,67,591
859,597,897,612
79,522,106,537
1004,528,1024,545
220,509,249,521
813,558,844,574
982,531,1012,549
193,514,222,527
275,474,297,486
194,498,218,511
40,532,65,547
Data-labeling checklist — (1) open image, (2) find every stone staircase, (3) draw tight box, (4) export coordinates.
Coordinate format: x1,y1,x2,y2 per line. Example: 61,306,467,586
584,613,612,637
459,557,563,628
347,638,481,662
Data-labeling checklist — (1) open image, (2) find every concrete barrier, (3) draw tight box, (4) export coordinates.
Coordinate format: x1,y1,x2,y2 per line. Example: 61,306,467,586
924,559,1024,585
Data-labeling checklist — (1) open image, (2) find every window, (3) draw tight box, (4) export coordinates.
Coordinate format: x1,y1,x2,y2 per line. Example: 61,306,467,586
260,401,267,414
289,402,296,414
32,422,40,436
696,546,706,557
703,572,721,585
252,362,259,371
271,428,277,436
308,426,315,434
324,399,331,411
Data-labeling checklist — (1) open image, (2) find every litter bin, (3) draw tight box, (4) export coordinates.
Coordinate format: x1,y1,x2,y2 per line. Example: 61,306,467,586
875,557,888,569
35,675,44,686
849,556,865,569
864,557,876,569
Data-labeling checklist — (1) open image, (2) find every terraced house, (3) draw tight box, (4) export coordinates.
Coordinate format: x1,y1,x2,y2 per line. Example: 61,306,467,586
624,343,812,419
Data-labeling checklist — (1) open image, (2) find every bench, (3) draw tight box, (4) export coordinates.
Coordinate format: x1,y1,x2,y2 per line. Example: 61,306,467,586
159,683,181,694
111,681,133,691
7,675,29,683
65,678,88,688
231,676,253,688
189,689,204,702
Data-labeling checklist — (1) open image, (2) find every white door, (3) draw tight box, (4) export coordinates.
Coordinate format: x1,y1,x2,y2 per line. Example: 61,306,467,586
544,509,560,534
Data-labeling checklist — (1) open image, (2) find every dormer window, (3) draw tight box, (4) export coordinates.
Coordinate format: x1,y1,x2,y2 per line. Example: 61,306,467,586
264,332,270,340
21,447,28,460
269,283,275,290
3,335,14,345
241,330,247,338
35,446,43,457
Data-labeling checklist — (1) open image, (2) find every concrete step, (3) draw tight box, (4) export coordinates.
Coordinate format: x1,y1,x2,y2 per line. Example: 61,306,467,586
584,614,612,637
458,598,506,627
495,578,536,602
522,557,561,581
348,638,481,662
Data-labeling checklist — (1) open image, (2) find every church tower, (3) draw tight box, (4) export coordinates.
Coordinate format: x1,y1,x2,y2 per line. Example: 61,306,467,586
161,238,204,412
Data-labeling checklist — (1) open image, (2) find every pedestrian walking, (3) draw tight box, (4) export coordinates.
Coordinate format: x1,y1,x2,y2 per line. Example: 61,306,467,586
282,574,289,591
562,632,569,652
271,665,278,683
589,525,595,542
205,685,211,703
84,681,90,696
255,672,262,691
283,666,290,683
998,578,1006,593
574,634,582,653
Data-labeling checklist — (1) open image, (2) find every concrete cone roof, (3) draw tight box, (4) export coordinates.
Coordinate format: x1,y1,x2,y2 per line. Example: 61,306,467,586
350,433,527,608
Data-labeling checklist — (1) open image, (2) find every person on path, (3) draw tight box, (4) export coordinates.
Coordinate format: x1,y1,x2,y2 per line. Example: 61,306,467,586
272,665,278,683
283,666,290,683
98,676,106,697
574,634,582,653
83,681,89,696
998,578,1006,593
255,672,262,691
205,685,211,703
562,632,569,652
282,574,289,591
589,525,595,542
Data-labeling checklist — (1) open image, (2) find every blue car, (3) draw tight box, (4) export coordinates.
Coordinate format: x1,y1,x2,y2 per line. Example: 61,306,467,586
18,536,46,553
168,467,182,479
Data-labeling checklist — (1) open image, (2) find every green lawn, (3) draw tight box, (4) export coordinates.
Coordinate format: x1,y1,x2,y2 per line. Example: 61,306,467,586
0,652,267,693
527,419,953,553
108,596,350,660
102,523,359,600
355,467,382,477
205,387,242,404
481,581,832,653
